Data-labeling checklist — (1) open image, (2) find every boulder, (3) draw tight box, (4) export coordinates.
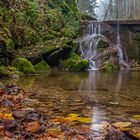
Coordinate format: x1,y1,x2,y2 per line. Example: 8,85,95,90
11,58,36,74
43,46,72,66
34,61,51,73
98,37,110,49
61,54,89,71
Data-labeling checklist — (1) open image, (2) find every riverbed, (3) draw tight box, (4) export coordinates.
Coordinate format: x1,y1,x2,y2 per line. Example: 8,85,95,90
2,71,140,139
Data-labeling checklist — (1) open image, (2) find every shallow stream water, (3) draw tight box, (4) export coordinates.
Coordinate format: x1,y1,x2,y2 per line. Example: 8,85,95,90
2,71,140,138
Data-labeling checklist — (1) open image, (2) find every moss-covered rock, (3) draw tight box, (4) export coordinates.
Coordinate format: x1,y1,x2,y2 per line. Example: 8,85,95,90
11,58,36,74
34,61,51,73
61,54,89,71
98,38,109,49
101,62,116,71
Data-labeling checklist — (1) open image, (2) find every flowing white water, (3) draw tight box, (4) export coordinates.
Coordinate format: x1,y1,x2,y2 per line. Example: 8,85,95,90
116,21,129,68
80,22,103,70
80,21,129,70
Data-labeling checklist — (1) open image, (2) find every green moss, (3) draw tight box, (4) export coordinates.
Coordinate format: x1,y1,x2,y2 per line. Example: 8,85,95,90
62,54,89,71
0,66,6,77
102,62,116,72
34,61,51,73
11,58,36,74
0,66,24,78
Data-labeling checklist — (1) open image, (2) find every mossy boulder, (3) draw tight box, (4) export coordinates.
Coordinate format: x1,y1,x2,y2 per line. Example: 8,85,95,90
43,46,73,66
11,58,36,74
101,62,116,71
98,38,109,49
0,66,24,78
61,54,89,71
34,61,51,73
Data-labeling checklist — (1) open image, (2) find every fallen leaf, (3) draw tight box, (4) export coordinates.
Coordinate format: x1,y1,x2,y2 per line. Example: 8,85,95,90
129,128,140,139
68,113,79,117
112,122,131,128
26,121,40,133
133,115,140,118
0,125,4,132
47,128,62,137
119,127,131,132
76,117,93,123
132,133,140,138
0,113,14,120
12,110,26,118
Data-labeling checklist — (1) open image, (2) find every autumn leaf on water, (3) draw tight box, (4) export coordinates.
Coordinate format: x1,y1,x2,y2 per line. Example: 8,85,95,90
26,121,40,133
133,115,140,118
68,113,79,117
133,115,140,121
0,125,4,132
130,132,140,139
75,117,92,123
112,122,131,128
51,114,93,124
0,113,14,120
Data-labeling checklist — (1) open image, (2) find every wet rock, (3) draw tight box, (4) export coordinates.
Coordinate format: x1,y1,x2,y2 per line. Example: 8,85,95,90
39,124,46,133
3,120,18,131
26,112,40,121
1,100,14,106
43,46,73,66
98,37,109,49
12,110,27,119
61,54,89,71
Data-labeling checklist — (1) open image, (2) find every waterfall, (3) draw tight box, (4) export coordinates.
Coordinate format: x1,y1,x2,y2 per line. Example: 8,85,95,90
116,21,129,68
80,22,103,70
80,20,129,70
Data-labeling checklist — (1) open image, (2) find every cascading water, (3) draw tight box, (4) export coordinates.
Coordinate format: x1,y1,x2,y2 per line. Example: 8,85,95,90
80,22,103,70
80,21,129,70
116,21,129,68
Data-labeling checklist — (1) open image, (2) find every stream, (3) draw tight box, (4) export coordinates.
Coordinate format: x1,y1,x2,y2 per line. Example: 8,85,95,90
2,71,140,139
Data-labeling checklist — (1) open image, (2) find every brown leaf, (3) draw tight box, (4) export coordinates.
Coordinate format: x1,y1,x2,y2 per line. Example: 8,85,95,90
26,121,40,133
112,122,131,128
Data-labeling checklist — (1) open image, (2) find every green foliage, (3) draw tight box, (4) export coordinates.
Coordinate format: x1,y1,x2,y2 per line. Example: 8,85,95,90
0,0,80,66
62,54,89,71
34,61,51,73
11,58,36,74
0,66,7,77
